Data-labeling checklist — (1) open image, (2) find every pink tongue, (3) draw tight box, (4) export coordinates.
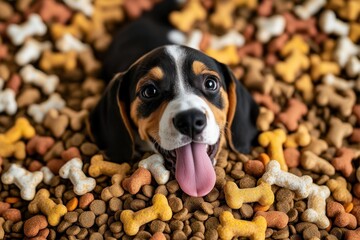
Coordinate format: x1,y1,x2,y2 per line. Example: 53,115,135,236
175,143,216,197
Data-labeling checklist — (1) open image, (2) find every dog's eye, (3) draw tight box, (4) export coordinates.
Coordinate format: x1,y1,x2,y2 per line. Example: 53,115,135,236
140,85,158,99
204,76,218,91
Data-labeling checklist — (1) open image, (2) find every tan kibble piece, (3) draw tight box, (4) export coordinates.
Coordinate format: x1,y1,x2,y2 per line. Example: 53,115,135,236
78,211,95,228
89,200,106,215
301,151,335,175
60,107,88,131
43,109,69,138
295,74,314,103
302,137,328,155
326,117,353,148
327,177,352,203
17,88,41,107
257,107,274,131
101,174,125,201
285,124,311,148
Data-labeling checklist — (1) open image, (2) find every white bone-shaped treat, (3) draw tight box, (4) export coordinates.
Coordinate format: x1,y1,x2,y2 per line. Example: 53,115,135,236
262,160,313,199
346,56,360,78
185,30,203,50
41,166,55,185
301,184,330,229
167,30,187,45
1,164,43,201
59,158,96,195
210,30,245,50
322,74,355,90
333,37,359,67
319,10,349,36
294,0,326,20
256,15,286,43
56,33,88,53
0,89,17,115
7,14,47,46
27,93,66,123
139,154,170,185
20,64,59,95
15,38,51,66
63,0,93,16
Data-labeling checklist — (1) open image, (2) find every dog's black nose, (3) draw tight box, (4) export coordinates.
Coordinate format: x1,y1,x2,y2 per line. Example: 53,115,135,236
173,109,207,137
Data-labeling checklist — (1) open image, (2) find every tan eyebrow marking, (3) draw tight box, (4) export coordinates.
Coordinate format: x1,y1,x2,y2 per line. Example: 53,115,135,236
136,67,164,92
192,60,221,79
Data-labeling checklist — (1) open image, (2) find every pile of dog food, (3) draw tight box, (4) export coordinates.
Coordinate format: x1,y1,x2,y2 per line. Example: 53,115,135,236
0,0,359,239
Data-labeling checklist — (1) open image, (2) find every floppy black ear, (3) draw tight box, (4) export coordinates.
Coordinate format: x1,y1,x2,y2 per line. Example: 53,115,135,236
88,73,135,162
220,64,259,154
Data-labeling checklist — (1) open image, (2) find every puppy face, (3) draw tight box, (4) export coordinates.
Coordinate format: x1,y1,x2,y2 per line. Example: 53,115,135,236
128,45,229,161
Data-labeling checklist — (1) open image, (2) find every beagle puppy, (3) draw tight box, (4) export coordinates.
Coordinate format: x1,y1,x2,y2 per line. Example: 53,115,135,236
89,45,259,197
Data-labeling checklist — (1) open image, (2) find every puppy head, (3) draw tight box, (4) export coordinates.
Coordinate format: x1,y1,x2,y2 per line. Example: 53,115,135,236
89,45,259,197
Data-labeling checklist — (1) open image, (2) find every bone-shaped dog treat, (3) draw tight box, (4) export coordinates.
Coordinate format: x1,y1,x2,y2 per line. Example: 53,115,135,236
346,56,360,78
349,22,360,43
101,174,125,201
1,164,43,201
0,88,17,115
255,15,285,43
63,0,93,16
319,10,349,36
15,38,51,66
59,158,96,195
7,14,47,45
169,0,206,33
120,193,172,236
327,177,352,203
210,0,236,30
0,117,35,144
20,64,59,95
39,50,77,72
284,124,311,148
301,184,330,229
257,107,274,131
252,92,280,114
0,141,26,160
17,88,40,108
139,154,170,185
262,160,313,199
334,37,359,68
88,154,131,177
278,98,308,131
322,74,355,90
301,151,335,175
224,181,274,209
27,135,55,156
326,117,353,148
205,45,240,65
40,166,54,185
337,0,360,21
294,0,326,19
258,129,287,171
43,109,69,138
28,189,67,226
209,30,245,50
30,0,71,24
310,55,340,81
331,148,355,178
122,167,152,195
56,33,88,53
327,200,357,229
283,12,317,36
238,41,263,59
28,93,66,123
217,211,267,240
316,85,356,117
78,48,101,74
255,211,289,229
60,107,88,131
183,29,203,50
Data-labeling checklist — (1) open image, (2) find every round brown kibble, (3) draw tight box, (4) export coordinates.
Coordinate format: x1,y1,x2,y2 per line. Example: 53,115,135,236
150,220,166,233
66,225,81,236
205,217,219,229
239,175,256,188
276,188,295,202
173,208,188,221
166,180,179,193
64,212,79,223
190,221,205,234
169,220,184,231
89,232,103,240
303,225,320,240
130,199,146,211
80,142,98,156
168,197,183,213
110,221,122,233
200,202,214,215
90,200,106,215
155,185,168,196
240,203,253,218
79,193,94,209
193,210,208,221
96,213,108,226
109,197,122,212
287,208,298,222
272,227,290,239
205,229,218,240
79,211,95,228
204,188,219,202
142,185,154,198
172,230,187,240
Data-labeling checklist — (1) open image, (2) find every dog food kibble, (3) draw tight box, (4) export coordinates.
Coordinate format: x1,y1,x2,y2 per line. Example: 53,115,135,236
0,0,359,239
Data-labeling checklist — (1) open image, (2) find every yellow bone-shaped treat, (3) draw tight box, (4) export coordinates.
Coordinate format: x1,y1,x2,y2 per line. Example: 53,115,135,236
28,189,67,226
217,211,267,240
258,128,287,171
120,194,172,236
0,141,26,159
224,181,274,209
0,117,35,144
88,154,131,177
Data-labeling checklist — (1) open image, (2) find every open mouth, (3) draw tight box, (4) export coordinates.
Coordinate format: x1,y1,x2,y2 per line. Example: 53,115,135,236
151,138,220,197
